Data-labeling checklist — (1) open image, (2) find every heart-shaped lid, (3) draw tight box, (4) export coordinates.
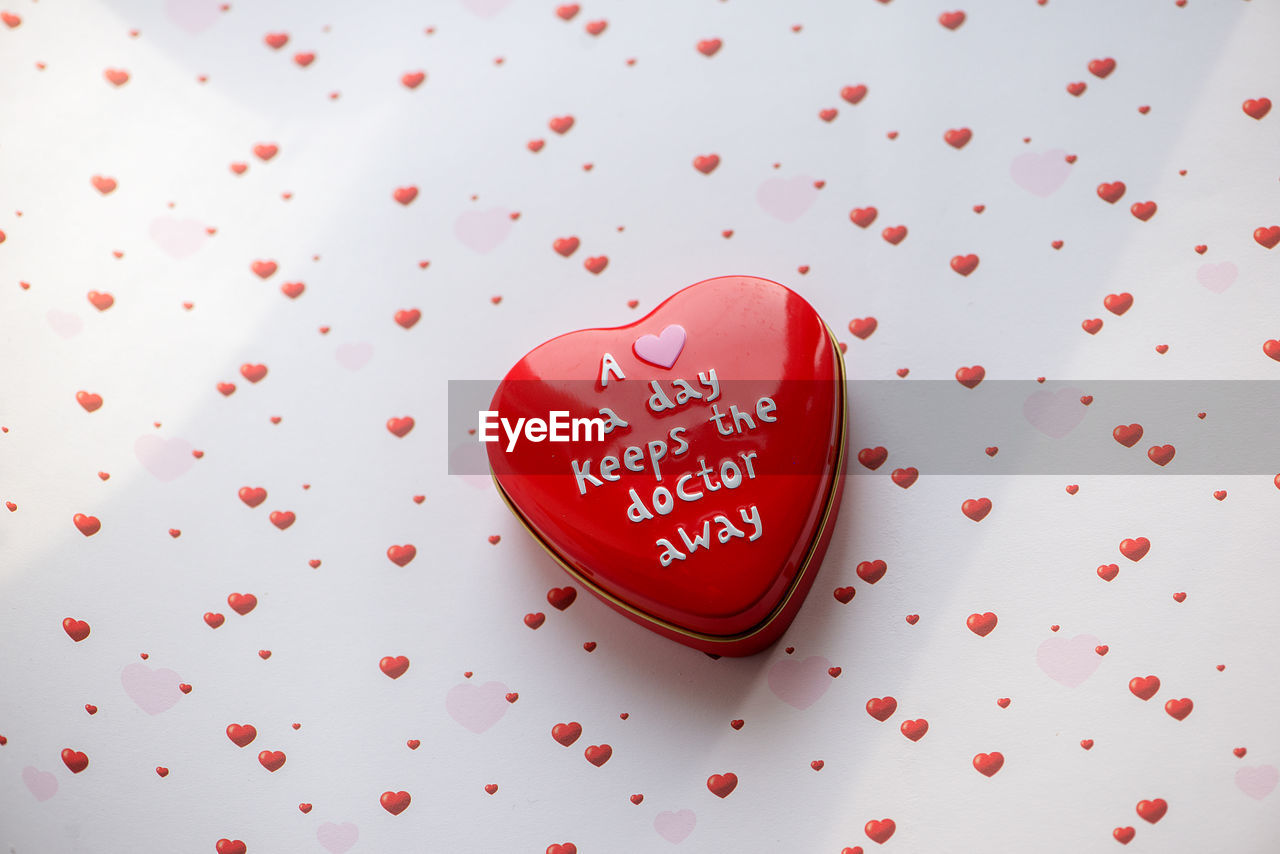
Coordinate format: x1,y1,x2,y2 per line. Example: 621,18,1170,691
487,275,847,654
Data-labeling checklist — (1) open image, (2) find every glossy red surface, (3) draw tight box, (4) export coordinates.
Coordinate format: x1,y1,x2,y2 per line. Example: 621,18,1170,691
487,276,846,653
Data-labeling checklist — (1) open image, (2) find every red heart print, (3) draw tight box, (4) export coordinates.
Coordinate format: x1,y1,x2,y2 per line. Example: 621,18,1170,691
238,487,267,508
905,614,919,624
154,765,167,776
833,587,855,603
857,447,887,470
1147,445,1175,466
841,85,868,105
1065,484,1079,494
1097,564,1119,581
1104,293,1133,315
380,656,410,679
401,71,425,89
63,617,91,641
293,52,314,67
693,154,720,174
528,139,545,153
1119,537,1150,561
264,32,289,49
240,363,267,383
1129,675,1160,700
87,290,114,310
966,612,997,636
1242,98,1271,120
1130,201,1157,222
547,587,577,610
944,128,972,148
1080,740,1094,750
60,748,89,773
393,186,418,206
1088,58,1116,78
729,719,744,729
584,744,612,766
547,845,577,854
552,722,583,746
972,752,1004,776
204,612,226,629
900,719,928,741
380,791,411,815
258,750,286,771
849,207,877,228
1266,340,1280,361
226,724,257,747
179,683,192,693
394,309,422,330
553,237,580,257
216,841,247,854
1112,424,1144,447
253,143,278,162
217,382,237,396
523,612,545,629
950,254,979,276
1254,226,1280,248
227,593,257,615
298,803,312,812
864,819,895,844
1234,748,1247,758
486,277,846,655
819,108,838,123
407,739,421,750
73,513,101,535
891,467,918,488
250,260,277,279
955,365,985,388
1164,698,1193,720
548,115,575,134
76,391,103,412
91,175,117,195
1,11,20,27
1082,318,1103,335
1113,827,1135,844
881,225,907,244
1213,490,1227,501
268,510,295,530
1066,81,1087,96
866,696,897,721
696,38,722,57
707,772,738,797
280,282,304,299
849,317,877,339
385,544,417,567
386,417,415,437
583,256,608,274
556,4,579,20
584,19,606,35
1097,181,1126,203
1095,645,1109,656
1136,798,1167,824
996,697,1011,708
856,560,886,584
938,11,966,30
961,498,992,521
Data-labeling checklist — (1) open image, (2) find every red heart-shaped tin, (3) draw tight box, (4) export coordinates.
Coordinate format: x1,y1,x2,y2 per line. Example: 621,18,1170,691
486,276,847,655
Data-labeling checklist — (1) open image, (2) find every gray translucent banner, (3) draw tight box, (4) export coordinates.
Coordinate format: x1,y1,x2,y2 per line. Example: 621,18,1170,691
448,380,1280,475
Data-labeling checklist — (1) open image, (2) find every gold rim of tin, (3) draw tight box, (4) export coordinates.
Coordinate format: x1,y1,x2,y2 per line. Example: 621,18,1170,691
489,323,849,645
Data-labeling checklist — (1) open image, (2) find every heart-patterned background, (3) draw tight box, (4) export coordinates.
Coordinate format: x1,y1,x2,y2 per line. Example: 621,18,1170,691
2,0,1278,852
